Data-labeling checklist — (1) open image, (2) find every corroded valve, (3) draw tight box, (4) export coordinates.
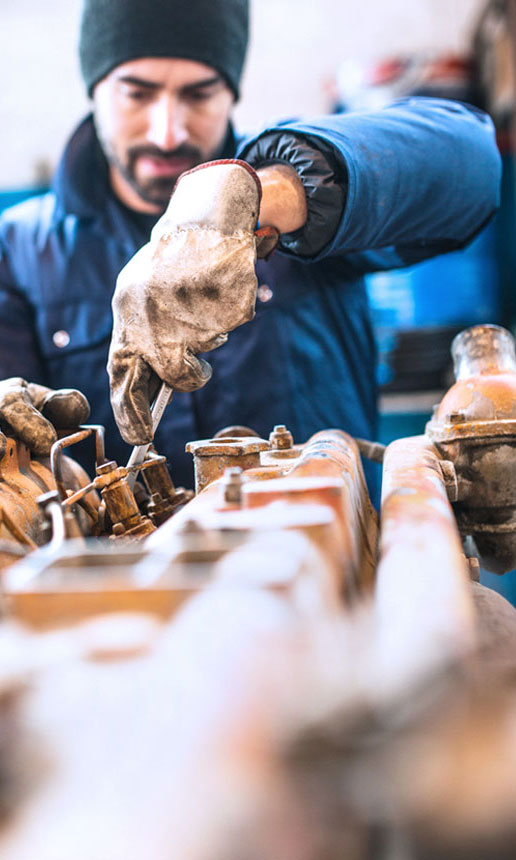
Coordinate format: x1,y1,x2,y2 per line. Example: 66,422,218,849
426,325,516,574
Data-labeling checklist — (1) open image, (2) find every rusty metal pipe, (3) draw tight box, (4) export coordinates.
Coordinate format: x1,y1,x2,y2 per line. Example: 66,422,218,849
375,436,476,693
51,428,96,501
87,424,107,467
50,425,106,503
287,429,371,478
152,430,377,597
286,430,378,591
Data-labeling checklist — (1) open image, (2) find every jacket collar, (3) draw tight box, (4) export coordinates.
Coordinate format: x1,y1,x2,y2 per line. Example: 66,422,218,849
53,114,110,221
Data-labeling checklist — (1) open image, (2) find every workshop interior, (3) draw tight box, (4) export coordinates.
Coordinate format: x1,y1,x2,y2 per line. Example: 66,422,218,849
3,1,516,858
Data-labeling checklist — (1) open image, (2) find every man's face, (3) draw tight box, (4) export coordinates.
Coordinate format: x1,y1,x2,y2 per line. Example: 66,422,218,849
93,57,235,213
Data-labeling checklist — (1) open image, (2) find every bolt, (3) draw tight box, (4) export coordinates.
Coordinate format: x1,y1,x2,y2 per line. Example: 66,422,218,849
467,556,480,582
269,424,294,450
222,467,244,504
446,411,466,425
112,522,126,536
439,460,459,502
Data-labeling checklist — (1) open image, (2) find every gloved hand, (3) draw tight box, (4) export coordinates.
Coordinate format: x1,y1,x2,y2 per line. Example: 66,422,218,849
0,378,90,457
107,159,279,446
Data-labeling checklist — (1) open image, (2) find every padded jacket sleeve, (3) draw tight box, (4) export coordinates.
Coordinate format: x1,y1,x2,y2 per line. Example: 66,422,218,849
238,97,502,273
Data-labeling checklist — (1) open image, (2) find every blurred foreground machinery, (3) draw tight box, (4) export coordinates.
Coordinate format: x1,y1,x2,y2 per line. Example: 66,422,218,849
1,325,516,859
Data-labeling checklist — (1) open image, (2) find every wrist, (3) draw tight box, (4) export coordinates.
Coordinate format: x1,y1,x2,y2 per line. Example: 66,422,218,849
257,163,307,234
240,131,347,257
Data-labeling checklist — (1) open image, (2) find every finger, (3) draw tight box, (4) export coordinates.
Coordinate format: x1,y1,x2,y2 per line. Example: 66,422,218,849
39,389,91,428
197,333,228,353
22,382,54,411
0,393,57,455
171,351,212,392
109,355,154,445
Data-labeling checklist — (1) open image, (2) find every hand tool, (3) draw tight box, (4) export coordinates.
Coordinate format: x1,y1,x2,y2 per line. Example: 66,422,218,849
125,382,173,489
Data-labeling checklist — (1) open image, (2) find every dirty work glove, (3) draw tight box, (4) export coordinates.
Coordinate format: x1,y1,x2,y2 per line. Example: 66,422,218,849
108,159,279,446
0,378,90,457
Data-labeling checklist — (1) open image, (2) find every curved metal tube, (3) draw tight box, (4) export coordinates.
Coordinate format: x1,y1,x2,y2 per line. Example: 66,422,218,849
286,429,378,590
50,426,106,502
375,436,476,694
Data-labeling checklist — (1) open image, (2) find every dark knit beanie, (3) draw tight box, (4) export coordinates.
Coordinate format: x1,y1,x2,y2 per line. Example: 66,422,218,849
79,0,249,99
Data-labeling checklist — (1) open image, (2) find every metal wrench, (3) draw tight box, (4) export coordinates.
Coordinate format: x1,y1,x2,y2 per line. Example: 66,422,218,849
125,382,173,489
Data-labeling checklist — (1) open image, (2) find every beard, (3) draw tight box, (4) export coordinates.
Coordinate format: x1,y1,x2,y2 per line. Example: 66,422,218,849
112,143,205,208
95,113,206,209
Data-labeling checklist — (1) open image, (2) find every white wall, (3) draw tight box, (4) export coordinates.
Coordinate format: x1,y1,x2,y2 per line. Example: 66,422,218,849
1,0,486,189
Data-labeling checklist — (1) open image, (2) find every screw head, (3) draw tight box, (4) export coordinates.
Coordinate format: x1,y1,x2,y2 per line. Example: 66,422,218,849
269,425,293,450
447,411,466,425
222,466,244,504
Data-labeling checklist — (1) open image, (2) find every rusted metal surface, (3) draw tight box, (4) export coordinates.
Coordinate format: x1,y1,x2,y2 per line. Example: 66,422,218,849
428,325,516,440
375,435,476,690
426,324,516,573
149,495,343,607
261,423,301,465
3,514,338,629
4,391,516,857
0,541,334,860
0,440,59,567
141,450,193,524
56,449,188,539
269,423,294,449
95,461,155,538
154,428,377,598
3,498,516,859
2,542,196,629
6,325,516,857
220,466,244,505
288,430,378,591
185,436,270,494
0,435,102,570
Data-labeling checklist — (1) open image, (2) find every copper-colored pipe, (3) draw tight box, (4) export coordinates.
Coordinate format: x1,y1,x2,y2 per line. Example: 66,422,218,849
151,430,377,597
244,430,378,592
50,425,106,502
375,436,476,692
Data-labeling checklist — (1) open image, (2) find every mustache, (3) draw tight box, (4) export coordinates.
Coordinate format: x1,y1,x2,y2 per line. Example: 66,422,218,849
127,143,203,164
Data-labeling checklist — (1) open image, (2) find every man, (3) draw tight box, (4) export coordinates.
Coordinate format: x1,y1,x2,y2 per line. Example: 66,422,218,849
0,0,501,496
